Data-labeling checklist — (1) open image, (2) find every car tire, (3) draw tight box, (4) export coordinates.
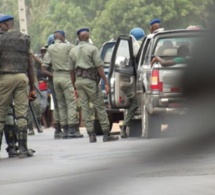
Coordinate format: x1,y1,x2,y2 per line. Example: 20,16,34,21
141,97,161,138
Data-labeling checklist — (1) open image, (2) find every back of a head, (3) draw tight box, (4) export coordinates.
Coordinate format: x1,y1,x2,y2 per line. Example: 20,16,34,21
177,45,190,56
129,27,145,40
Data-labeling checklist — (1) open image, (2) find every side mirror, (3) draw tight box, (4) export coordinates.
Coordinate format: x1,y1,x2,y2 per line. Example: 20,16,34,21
115,56,129,67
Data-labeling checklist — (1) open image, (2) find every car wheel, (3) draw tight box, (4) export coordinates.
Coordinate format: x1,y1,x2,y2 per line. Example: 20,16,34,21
141,97,161,138
128,119,142,137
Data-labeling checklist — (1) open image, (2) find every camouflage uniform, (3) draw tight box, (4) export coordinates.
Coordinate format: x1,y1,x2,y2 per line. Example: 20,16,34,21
0,29,34,157
44,39,81,138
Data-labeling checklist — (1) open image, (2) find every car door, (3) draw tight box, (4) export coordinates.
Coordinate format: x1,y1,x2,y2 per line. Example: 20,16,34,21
108,35,136,108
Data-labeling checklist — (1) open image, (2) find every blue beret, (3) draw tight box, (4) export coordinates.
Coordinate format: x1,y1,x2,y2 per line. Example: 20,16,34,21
47,34,54,46
0,15,14,23
77,28,89,35
54,30,65,37
149,19,161,25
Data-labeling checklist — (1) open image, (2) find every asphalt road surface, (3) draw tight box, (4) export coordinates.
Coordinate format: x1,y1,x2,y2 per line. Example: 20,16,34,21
1,126,215,195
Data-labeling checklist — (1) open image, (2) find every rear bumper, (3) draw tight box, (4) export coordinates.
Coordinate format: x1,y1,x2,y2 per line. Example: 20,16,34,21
145,94,187,115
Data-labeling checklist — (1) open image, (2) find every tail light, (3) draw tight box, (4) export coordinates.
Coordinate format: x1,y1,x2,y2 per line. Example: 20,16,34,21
150,69,163,92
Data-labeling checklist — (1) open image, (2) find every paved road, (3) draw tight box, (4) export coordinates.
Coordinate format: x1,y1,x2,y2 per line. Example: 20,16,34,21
1,127,215,195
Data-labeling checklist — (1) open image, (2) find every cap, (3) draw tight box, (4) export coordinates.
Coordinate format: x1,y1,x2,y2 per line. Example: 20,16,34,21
77,27,90,35
0,15,14,23
47,34,54,46
129,27,145,40
149,18,161,25
54,30,65,37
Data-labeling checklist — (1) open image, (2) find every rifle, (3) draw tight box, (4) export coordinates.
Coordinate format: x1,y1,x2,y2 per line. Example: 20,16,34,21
29,101,43,133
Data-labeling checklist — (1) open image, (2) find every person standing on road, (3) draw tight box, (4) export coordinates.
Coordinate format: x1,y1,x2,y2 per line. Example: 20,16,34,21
120,27,145,138
69,28,119,143
0,15,35,158
42,34,63,139
43,30,83,139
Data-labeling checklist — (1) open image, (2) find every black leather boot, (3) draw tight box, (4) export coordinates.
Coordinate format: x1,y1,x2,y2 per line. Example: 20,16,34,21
37,118,43,133
4,125,18,158
89,133,97,143
62,125,69,139
54,123,63,139
103,132,119,142
17,127,35,158
74,124,84,138
28,122,35,136
67,125,80,138
120,126,128,139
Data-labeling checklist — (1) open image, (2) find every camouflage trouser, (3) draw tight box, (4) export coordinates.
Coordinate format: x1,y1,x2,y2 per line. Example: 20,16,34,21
27,83,42,127
75,78,109,134
0,74,28,146
53,72,79,126
123,96,138,127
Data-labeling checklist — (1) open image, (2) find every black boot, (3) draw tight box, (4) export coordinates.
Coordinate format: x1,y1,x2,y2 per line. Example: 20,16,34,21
4,125,18,158
89,133,97,143
103,132,119,142
54,123,63,139
120,126,128,139
62,125,69,139
74,124,84,138
17,127,35,158
28,123,35,136
67,125,80,138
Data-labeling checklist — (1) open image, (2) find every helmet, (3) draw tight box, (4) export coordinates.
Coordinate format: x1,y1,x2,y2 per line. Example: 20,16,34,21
47,34,54,46
129,28,145,40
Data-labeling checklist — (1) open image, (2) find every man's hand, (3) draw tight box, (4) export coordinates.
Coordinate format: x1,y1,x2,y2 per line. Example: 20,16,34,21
151,56,158,67
105,84,110,95
29,90,37,101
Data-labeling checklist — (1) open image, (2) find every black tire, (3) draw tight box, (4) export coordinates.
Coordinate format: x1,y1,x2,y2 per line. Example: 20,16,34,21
128,119,142,137
141,97,161,138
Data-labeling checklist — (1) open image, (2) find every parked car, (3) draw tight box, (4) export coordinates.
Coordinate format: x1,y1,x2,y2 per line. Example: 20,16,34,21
109,30,205,138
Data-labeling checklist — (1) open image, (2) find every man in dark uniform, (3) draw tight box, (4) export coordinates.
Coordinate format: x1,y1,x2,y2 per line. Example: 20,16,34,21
0,15,35,158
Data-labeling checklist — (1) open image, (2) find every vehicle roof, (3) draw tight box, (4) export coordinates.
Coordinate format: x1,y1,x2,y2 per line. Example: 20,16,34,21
145,29,206,40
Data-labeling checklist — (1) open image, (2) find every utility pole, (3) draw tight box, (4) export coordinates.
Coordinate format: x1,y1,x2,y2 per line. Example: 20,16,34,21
18,0,28,34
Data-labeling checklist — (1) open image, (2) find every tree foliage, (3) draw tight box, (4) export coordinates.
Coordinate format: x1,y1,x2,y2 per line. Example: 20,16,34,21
0,0,214,51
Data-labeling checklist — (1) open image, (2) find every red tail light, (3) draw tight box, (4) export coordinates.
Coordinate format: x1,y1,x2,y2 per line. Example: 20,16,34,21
150,69,163,92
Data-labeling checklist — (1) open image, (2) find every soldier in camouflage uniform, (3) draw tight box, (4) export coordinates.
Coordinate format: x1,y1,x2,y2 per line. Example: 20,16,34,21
0,15,35,158
69,28,119,143
43,31,82,139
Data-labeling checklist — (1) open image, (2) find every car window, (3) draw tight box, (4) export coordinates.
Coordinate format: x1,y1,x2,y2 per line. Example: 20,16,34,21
153,36,200,58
